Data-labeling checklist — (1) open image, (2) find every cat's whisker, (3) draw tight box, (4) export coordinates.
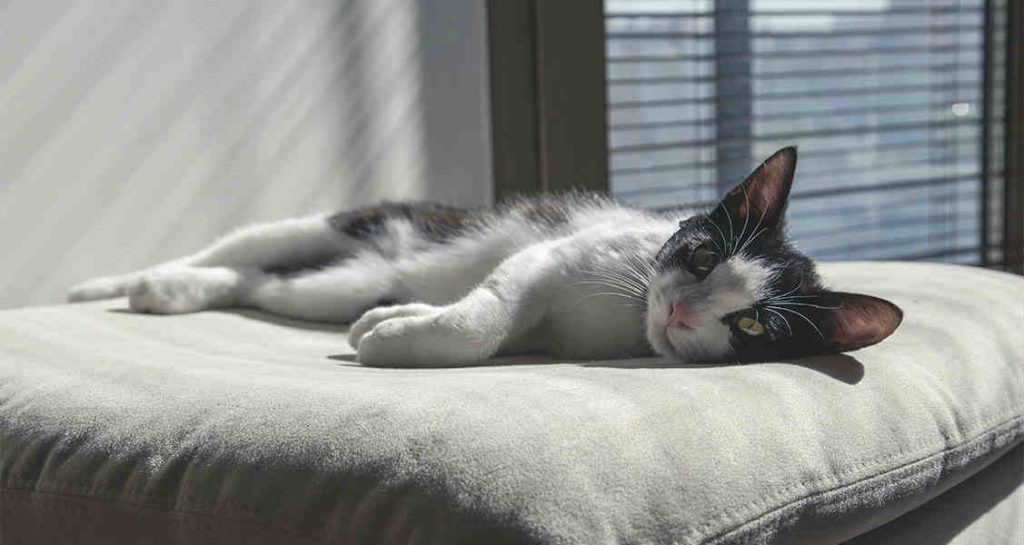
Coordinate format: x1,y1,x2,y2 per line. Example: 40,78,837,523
626,269,652,287
620,263,655,288
606,258,647,278
577,275,648,298
590,272,647,296
767,279,805,302
578,281,646,300
626,252,658,275
619,259,649,280
716,201,736,255
766,305,824,339
766,294,818,302
771,301,841,310
579,262,656,308
736,201,768,257
575,274,648,296
622,263,648,283
624,261,657,287
727,346,742,366
736,184,752,257
765,263,787,287
764,296,826,307
735,227,768,258
586,265,646,286
702,216,729,258
575,279,638,291
761,306,793,337
571,291,647,309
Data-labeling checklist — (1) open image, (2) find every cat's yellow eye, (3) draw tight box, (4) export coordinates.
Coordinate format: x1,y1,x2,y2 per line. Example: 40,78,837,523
736,316,765,336
691,245,718,272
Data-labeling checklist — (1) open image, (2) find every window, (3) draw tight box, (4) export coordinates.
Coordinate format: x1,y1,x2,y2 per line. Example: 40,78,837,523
605,0,1009,264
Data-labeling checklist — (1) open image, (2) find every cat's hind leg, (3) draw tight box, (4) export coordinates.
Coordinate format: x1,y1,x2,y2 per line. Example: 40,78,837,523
240,254,402,323
124,253,401,322
127,267,251,314
68,215,346,302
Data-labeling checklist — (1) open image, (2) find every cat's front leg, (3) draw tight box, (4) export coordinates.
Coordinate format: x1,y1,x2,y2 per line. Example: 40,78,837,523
352,244,556,367
353,291,511,367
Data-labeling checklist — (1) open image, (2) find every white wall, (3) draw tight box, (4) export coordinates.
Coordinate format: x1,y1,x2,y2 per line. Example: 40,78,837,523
0,0,492,309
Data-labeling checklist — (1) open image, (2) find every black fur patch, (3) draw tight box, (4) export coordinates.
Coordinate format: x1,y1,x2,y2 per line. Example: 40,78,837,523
328,202,480,243
261,254,345,277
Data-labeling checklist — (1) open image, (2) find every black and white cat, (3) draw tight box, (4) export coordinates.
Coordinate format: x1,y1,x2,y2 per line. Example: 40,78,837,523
69,147,902,367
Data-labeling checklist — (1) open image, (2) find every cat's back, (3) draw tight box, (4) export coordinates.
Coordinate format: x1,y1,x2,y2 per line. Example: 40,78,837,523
327,192,674,247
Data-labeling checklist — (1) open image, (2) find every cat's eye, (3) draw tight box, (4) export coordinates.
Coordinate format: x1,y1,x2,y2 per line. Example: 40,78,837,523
736,316,765,336
690,245,718,273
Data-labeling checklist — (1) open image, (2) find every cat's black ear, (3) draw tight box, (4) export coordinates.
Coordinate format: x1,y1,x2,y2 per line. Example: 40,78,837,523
715,147,797,231
811,291,904,352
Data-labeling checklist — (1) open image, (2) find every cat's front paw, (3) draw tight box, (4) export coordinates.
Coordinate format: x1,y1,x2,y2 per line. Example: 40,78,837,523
348,303,439,349
128,268,242,314
355,308,500,367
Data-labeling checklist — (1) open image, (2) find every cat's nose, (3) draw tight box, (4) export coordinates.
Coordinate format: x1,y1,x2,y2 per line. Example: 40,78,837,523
668,299,693,329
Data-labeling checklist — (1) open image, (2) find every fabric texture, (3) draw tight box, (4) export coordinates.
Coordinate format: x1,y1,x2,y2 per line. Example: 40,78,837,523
848,444,1023,545
1,262,1021,544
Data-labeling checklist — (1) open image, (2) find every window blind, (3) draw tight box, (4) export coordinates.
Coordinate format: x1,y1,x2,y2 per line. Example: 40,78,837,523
605,0,1006,263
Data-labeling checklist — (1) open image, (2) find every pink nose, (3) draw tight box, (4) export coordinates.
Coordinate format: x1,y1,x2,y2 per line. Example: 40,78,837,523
668,299,693,329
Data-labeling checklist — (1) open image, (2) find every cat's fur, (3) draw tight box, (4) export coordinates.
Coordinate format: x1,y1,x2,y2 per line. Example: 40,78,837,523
68,148,903,367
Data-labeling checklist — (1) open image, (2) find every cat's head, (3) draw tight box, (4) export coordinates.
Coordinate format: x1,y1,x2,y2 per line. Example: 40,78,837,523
646,147,903,363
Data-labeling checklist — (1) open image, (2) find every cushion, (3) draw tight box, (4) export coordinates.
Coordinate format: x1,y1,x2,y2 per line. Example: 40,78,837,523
1,262,1022,544
848,444,1023,544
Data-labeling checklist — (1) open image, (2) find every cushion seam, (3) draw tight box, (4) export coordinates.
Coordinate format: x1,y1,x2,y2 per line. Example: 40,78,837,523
0,486,321,543
690,412,1023,544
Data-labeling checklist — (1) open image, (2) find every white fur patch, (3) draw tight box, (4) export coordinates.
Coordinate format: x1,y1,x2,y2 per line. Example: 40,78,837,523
128,267,246,314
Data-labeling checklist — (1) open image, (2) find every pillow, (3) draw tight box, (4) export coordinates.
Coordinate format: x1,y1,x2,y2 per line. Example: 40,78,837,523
847,444,1023,545
1,262,1021,544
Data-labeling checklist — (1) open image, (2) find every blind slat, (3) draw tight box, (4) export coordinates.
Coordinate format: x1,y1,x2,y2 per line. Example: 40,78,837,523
609,25,976,40
611,99,965,130
611,81,976,108
612,119,977,153
608,43,968,63
607,1,996,263
607,5,975,18
609,62,977,85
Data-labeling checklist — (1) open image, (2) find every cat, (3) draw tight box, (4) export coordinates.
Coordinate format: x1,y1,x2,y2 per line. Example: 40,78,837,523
68,147,903,367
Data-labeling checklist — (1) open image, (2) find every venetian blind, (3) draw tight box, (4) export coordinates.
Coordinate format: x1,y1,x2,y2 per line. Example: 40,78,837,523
606,0,1005,263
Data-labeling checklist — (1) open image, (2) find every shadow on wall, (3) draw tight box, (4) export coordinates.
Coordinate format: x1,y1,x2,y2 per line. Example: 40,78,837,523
0,0,491,309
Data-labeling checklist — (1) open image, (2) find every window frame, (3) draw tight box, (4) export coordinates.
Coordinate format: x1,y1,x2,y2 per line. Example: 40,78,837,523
486,0,610,199
998,0,1021,272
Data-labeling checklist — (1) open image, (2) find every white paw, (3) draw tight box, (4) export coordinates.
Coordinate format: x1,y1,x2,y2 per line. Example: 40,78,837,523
357,315,457,367
348,303,438,349
68,275,135,302
355,308,500,367
128,268,242,315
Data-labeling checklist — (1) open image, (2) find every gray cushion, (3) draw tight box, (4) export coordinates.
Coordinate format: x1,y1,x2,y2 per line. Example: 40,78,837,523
1,262,1022,544
848,444,1023,545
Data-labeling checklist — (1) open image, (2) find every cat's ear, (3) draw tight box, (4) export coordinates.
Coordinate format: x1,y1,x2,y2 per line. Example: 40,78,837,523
714,146,797,231
810,291,904,352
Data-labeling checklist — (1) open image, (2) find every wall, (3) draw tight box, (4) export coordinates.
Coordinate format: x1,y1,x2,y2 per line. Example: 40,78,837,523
0,0,492,309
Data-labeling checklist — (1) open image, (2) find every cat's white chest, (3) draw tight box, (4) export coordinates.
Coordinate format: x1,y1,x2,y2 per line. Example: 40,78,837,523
540,290,650,359
513,220,673,360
